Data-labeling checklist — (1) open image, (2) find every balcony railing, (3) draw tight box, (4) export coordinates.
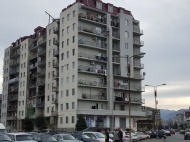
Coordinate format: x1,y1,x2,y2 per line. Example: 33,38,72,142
53,39,59,45
52,98,58,104
52,74,59,80
78,52,108,62
114,96,145,104
38,50,46,56
78,65,107,75
38,36,46,45
37,80,45,86
113,69,121,76
113,45,120,51
38,61,46,67
53,50,59,57
52,86,59,92
53,27,59,34
53,62,59,68
7,105,17,111
134,73,144,80
8,95,18,101
7,116,17,120
10,51,20,58
9,69,19,75
36,102,44,107
29,83,36,88
133,27,143,35
78,26,107,37
8,87,18,93
37,92,45,97
112,32,120,39
37,69,46,76
114,82,145,91
9,60,20,66
30,42,37,50
80,93,107,101
112,57,120,63
78,80,106,88
134,62,144,69
29,94,37,98
51,110,58,116
9,78,19,84
133,40,144,46
78,39,107,50
29,55,37,60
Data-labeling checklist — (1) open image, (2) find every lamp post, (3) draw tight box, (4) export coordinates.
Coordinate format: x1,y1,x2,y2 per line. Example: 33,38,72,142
145,84,166,139
114,52,145,142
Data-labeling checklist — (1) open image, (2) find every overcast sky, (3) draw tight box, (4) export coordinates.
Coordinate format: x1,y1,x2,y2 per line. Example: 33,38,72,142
0,0,190,111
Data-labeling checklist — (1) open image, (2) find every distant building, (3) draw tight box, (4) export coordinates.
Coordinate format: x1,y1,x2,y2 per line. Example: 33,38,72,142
0,94,2,122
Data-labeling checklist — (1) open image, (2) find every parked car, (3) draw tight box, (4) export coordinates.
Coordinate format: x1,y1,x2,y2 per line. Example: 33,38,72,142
41,129,52,133
135,132,150,139
149,131,166,139
184,131,190,140
34,133,57,142
7,133,35,142
164,130,171,136
83,132,113,142
48,130,64,135
0,133,12,141
72,134,99,142
0,123,7,134
170,130,175,134
102,132,114,141
180,130,186,134
121,132,139,142
53,134,80,142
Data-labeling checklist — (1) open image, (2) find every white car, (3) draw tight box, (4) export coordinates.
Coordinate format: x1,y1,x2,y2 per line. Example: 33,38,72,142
135,132,150,139
7,133,36,142
53,134,82,142
121,131,138,142
83,132,113,142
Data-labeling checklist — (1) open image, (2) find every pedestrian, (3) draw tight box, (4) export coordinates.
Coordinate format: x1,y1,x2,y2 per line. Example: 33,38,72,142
114,128,120,142
118,128,123,142
105,128,110,142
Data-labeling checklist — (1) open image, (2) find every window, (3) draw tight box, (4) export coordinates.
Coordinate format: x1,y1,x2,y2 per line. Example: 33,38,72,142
25,44,26,49
72,116,75,123
48,84,50,90
22,46,23,51
73,23,75,30
62,41,64,48
61,78,64,85
24,53,26,58
61,91,63,97
72,62,75,69
24,72,25,77
108,5,113,13
22,54,23,59
48,73,50,79
61,53,64,60
125,19,128,26
49,40,51,46
47,95,50,101
23,81,25,86
66,103,69,110
61,66,64,72
49,50,51,57
24,62,26,68
73,10,75,17
72,102,75,109
62,29,64,36
21,73,22,78
49,29,51,35
72,75,75,82
47,107,49,113
125,31,129,38
20,82,22,87
61,104,63,110
72,88,75,95
72,49,75,56
67,39,69,46
22,111,24,116
19,101,21,106
72,36,75,43
66,90,69,96
66,116,68,123
67,77,69,83
125,43,128,49
67,51,69,58
48,62,50,67
22,100,24,105
67,14,70,21
67,64,69,70
60,117,63,124
23,91,24,96
19,111,21,116
96,1,102,9
67,26,69,33
62,17,64,24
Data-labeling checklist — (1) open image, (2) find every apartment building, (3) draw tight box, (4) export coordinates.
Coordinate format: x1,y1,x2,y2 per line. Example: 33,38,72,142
2,0,146,131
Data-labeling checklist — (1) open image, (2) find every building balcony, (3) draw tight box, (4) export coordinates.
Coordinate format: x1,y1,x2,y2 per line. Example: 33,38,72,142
78,26,107,38
29,63,38,70
8,95,18,102
7,105,17,111
133,39,144,47
38,61,46,67
8,87,18,93
78,52,108,63
51,110,58,116
113,69,121,76
112,32,120,40
53,62,59,68
134,62,144,69
36,102,44,108
7,116,17,121
8,78,19,84
112,58,120,64
78,80,106,88
78,12,107,26
29,42,37,51
133,50,144,58
38,50,46,57
134,73,145,80
9,69,19,75
29,94,37,99
37,69,46,76
37,80,45,86
37,92,45,97
112,45,120,52
53,49,59,57
52,86,59,92
9,60,20,67
114,97,145,104
113,82,145,92
52,98,58,104
133,27,143,36
133,20,139,24
53,27,59,34
78,39,107,51
78,93,107,102
10,51,20,59
53,39,59,46
52,74,59,80
29,83,36,88
38,36,46,46
78,65,107,76
29,55,37,60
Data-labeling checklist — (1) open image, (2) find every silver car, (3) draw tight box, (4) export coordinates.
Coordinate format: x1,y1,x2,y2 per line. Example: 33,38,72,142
53,134,81,142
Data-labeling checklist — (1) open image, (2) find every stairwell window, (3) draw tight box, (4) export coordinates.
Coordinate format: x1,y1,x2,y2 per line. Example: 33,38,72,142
73,10,75,17
125,31,129,38
61,53,64,60
73,23,75,30
62,41,64,48
62,17,64,24
67,14,70,21
67,39,69,46
108,5,113,13
96,1,102,9
60,117,63,124
72,36,75,43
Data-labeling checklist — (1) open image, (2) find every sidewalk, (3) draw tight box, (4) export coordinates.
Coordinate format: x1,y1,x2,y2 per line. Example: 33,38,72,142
143,138,165,142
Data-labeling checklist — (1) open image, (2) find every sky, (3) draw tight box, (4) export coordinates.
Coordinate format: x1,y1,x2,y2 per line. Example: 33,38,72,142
0,0,190,111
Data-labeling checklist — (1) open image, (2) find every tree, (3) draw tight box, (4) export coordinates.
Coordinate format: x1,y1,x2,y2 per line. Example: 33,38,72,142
147,123,153,130
75,115,87,131
35,115,47,131
179,123,184,129
158,124,164,130
23,117,34,131
173,122,178,129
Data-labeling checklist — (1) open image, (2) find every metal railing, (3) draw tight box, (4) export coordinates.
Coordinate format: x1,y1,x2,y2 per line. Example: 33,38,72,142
113,69,121,75
8,87,18,92
52,86,59,92
9,69,19,75
52,74,59,79
53,27,59,33
37,80,45,86
133,39,144,46
9,60,20,66
114,83,145,91
36,102,44,107
78,52,108,62
112,45,120,51
134,62,144,68
80,93,107,101
78,80,106,87
53,62,59,68
78,39,107,49
78,13,107,24
112,57,120,63
38,61,46,66
112,32,120,39
10,51,20,58
38,36,46,45
133,27,143,35
7,105,17,110
53,39,59,45
78,65,106,75
134,73,144,79
38,50,46,56
78,26,107,37
9,78,19,84
8,95,18,101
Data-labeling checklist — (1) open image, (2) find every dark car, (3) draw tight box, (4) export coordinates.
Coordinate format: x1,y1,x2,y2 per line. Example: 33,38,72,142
180,130,186,134
48,130,64,135
170,130,175,134
150,131,166,139
0,134,12,142
184,132,190,140
34,134,57,142
73,134,99,142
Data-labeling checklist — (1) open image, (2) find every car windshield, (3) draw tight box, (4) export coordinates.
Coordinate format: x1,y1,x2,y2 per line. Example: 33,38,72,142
109,134,114,137
0,129,7,133
81,135,90,139
62,135,76,140
42,136,57,142
95,133,105,138
16,135,32,141
0,135,11,141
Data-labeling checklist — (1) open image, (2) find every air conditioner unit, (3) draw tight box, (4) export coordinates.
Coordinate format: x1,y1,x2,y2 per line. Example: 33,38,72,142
90,61,94,65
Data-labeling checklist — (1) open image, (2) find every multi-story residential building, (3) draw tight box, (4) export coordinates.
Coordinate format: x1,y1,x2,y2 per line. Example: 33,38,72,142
2,0,145,132
0,94,2,122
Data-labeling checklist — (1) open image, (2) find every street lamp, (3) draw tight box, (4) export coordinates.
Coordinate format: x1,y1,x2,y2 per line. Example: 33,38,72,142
114,52,145,142
145,84,166,139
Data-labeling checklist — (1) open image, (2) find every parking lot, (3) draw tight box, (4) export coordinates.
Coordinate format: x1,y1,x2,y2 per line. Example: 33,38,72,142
143,138,165,142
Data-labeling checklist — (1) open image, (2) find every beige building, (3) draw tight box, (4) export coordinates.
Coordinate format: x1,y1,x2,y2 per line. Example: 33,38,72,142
1,0,146,131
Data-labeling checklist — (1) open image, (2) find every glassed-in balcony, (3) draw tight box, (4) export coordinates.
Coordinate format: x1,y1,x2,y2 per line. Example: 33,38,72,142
53,62,59,68
113,69,121,76
78,65,107,76
8,86,18,93
133,27,143,36
53,49,59,57
9,78,19,84
53,27,59,34
79,93,107,102
36,102,44,108
7,105,17,111
53,38,59,46
114,96,145,104
78,80,106,88
9,69,19,75
112,32,120,40
37,80,45,86
10,51,20,59
133,62,144,69
133,39,144,47
9,60,20,67
38,61,46,67
8,94,18,102
78,52,108,63
78,39,107,50
52,86,59,92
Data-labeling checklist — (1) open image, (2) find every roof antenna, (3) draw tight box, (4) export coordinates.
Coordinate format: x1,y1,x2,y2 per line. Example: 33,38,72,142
45,11,54,24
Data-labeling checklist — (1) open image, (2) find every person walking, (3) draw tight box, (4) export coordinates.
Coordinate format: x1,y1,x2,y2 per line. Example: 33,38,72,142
105,129,110,142
114,128,120,142
118,128,123,142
